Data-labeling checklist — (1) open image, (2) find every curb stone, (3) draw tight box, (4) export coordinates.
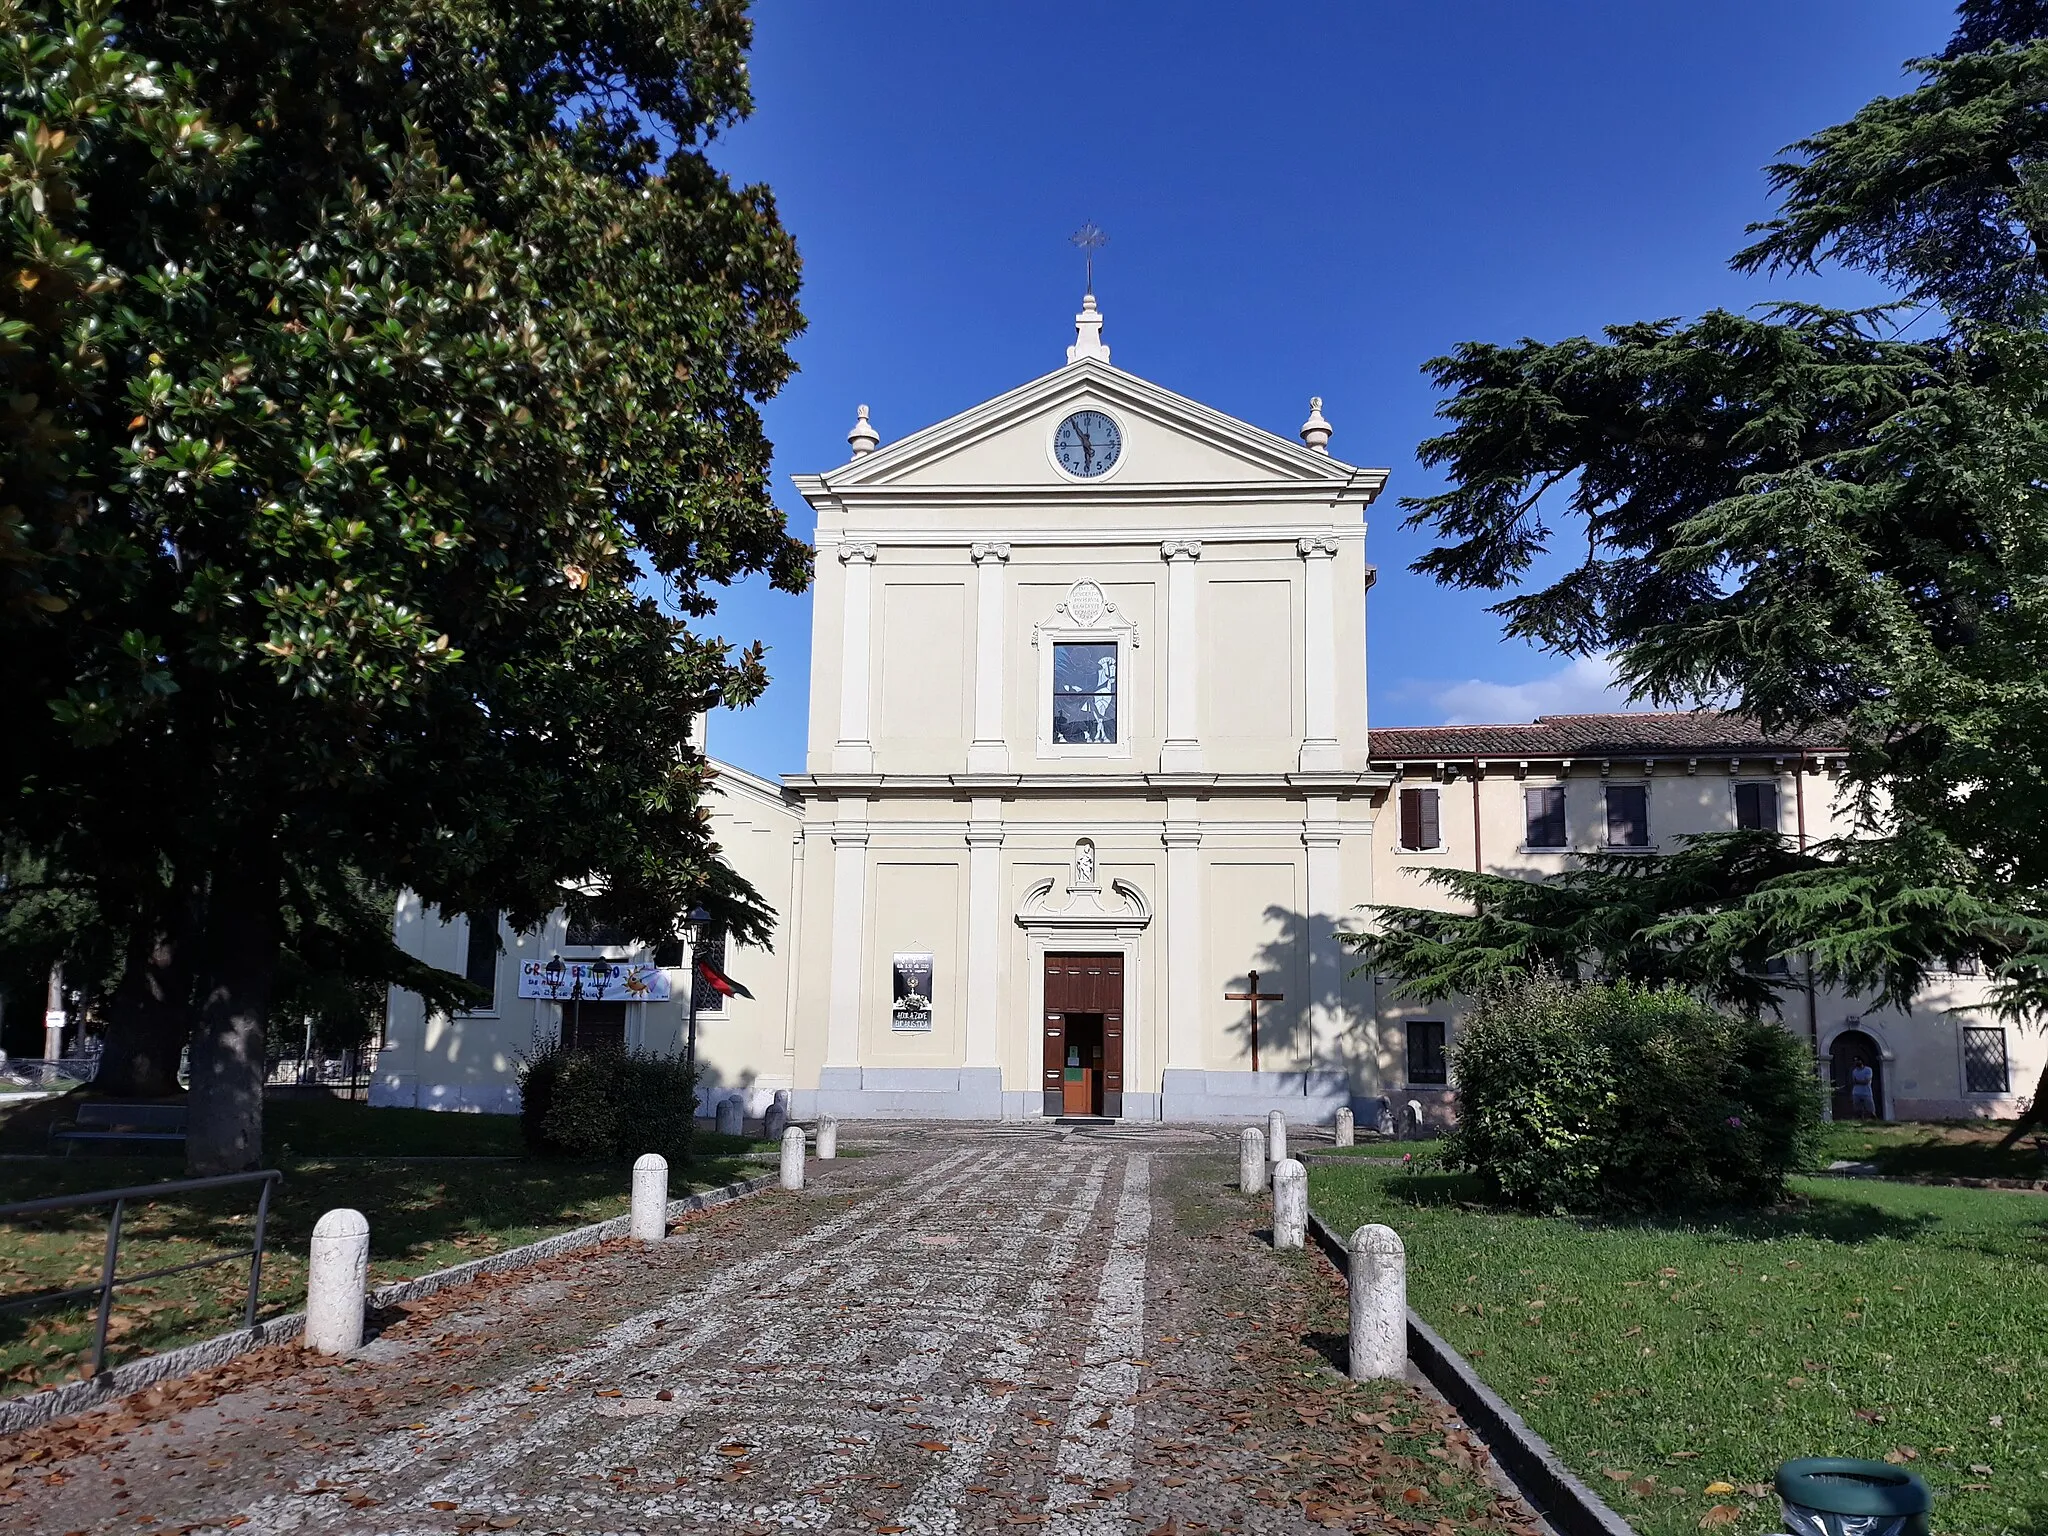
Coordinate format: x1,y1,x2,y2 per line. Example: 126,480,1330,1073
1306,1210,1638,1536
0,1168,779,1440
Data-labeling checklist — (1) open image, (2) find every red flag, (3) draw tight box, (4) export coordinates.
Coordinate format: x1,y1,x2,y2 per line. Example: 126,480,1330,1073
695,958,753,1000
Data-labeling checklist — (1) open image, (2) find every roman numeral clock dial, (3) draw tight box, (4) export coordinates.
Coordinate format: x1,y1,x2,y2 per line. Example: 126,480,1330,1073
1053,410,1122,478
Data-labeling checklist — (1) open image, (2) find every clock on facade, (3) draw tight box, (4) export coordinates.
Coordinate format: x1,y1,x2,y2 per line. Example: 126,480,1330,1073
1052,410,1123,478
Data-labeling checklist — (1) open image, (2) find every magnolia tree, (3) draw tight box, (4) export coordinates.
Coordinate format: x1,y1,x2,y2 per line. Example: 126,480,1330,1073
0,0,806,1171
1354,0,2048,1144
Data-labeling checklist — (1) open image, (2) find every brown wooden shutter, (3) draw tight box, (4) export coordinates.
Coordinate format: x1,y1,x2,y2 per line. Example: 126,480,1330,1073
1400,787,1421,849
1419,788,1440,849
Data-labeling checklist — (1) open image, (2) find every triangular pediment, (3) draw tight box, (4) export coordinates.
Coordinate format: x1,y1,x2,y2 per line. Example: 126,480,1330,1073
797,358,1382,501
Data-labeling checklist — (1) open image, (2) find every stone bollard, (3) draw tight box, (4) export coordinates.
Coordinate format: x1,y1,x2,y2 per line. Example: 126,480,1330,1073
1347,1223,1407,1380
1272,1158,1307,1249
715,1095,744,1137
630,1153,668,1242
306,1208,370,1355
779,1125,806,1190
1404,1100,1425,1140
1267,1108,1288,1164
763,1089,790,1142
1239,1126,1267,1193
817,1115,839,1160
1334,1107,1355,1147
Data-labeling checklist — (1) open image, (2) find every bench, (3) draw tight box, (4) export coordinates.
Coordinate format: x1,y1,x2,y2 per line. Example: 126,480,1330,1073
49,1102,188,1155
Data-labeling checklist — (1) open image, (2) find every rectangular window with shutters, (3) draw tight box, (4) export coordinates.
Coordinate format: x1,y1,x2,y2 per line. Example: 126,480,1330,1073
1398,787,1441,851
1734,781,1778,831
1524,785,1567,849
1605,783,1650,848
461,913,499,1013
1963,1026,2009,1093
1406,1020,1448,1085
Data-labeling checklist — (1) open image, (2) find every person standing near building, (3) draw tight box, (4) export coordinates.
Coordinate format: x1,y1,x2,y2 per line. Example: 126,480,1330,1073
1850,1061,1877,1118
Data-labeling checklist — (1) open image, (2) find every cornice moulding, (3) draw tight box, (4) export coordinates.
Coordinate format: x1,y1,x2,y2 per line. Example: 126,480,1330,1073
802,358,1384,497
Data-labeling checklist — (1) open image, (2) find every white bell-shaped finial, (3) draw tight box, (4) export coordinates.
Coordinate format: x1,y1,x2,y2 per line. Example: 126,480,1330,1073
847,403,879,457
1300,396,1333,454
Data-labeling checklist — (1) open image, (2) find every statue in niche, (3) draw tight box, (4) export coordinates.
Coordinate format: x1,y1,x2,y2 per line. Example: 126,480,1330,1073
1073,839,1097,889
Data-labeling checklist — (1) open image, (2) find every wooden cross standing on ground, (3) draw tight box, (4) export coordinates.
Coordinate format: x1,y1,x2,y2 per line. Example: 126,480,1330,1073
1226,971,1285,1073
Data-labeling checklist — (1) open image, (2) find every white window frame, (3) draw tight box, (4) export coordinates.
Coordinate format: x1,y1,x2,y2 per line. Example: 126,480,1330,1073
1033,580,1139,761
1961,1023,2010,1096
454,911,502,1018
689,926,731,1019
1404,1018,1449,1087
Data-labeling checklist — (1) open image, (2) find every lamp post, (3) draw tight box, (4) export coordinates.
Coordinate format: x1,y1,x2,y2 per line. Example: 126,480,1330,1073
544,955,567,1049
680,905,711,1113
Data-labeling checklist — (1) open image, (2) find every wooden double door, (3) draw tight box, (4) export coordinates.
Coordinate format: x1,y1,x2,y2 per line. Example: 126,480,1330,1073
1042,953,1124,1119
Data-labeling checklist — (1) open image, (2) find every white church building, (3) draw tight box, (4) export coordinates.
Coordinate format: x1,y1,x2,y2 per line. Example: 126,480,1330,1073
373,296,2035,1127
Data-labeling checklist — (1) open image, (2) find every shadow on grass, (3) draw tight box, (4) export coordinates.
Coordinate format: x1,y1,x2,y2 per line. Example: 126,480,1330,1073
1373,1170,1945,1246
1301,1329,1349,1374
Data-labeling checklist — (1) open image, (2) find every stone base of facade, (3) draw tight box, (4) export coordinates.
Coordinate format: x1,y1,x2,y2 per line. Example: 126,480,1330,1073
368,1074,520,1115
798,1066,1007,1120
1893,1095,2024,1122
1158,1068,1354,1124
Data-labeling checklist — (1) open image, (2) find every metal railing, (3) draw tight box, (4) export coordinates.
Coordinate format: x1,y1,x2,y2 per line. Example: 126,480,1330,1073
0,1170,283,1376
0,1053,102,1089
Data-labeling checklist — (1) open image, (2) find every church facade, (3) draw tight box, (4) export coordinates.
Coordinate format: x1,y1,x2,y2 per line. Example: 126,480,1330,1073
372,298,2037,1126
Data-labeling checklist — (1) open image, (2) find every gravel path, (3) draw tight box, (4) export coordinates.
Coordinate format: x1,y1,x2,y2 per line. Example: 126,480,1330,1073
1,1127,1542,1535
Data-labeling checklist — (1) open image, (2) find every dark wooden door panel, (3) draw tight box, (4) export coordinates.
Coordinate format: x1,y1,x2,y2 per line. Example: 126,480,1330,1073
1045,952,1125,1118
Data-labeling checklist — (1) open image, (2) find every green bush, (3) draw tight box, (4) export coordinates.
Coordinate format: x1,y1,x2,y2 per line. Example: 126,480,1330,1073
1441,974,1822,1212
515,1043,699,1164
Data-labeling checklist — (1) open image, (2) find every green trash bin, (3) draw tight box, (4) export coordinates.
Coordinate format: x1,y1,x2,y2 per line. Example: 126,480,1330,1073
1776,1458,1931,1536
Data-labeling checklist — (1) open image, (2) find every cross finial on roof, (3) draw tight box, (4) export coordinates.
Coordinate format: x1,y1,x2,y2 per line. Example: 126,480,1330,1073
1065,224,1112,365
1070,222,1107,292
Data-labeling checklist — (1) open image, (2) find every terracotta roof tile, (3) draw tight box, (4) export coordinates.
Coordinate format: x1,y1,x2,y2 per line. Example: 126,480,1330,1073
1368,710,1840,761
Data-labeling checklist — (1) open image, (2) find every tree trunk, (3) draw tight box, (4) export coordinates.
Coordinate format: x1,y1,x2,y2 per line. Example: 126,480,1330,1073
96,904,198,1099
186,848,282,1175
1995,1053,2048,1150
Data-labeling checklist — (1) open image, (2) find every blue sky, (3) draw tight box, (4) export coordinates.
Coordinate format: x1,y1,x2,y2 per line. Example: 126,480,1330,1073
699,1,1945,781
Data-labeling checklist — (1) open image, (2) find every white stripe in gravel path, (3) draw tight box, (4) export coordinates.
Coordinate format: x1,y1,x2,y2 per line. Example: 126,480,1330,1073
1046,1151,1151,1534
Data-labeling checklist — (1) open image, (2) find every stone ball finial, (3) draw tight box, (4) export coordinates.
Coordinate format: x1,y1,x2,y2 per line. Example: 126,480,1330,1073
847,403,879,457
1300,396,1333,453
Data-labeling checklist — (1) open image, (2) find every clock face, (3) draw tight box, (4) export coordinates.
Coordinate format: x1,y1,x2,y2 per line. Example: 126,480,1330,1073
1053,410,1123,478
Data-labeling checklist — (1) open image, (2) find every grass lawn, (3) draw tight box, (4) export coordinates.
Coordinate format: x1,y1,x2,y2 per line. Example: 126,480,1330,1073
1310,1159,2047,1536
1818,1119,2048,1183
0,1099,775,1401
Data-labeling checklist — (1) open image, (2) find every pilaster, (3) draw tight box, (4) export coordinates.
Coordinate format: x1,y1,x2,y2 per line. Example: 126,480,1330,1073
832,543,878,773
1163,809,1205,1069
1160,539,1204,773
1302,798,1345,1075
1297,535,1342,771
824,802,870,1069
967,543,1012,774
964,798,1005,1070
